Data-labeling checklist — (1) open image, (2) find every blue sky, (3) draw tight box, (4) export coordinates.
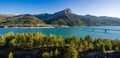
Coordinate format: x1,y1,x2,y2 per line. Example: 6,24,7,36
0,0,120,18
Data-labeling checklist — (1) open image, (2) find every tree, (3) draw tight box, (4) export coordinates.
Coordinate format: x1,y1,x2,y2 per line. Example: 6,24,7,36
54,49,59,58
69,36,78,48
42,52,52,58
115,46,119,52
102,47,106,53
104,39,112,50
85,35,93,48
79,37,83,43
83,40,88,48
85,35,92,42
57,35,63,46
4,33,15,48
95,42,105,50
64,47,78,58
8,52,13,58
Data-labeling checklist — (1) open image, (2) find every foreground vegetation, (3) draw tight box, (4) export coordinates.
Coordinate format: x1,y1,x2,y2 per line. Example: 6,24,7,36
0,32,120,58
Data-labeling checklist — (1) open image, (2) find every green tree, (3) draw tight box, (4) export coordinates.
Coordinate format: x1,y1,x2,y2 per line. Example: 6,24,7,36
69,36,78,48
85,35,92,42
8,52,13,58
115,46,119,52
95,42,105,50
83,40,88,48
104,39,112,50
54,49,59,58
64,47,78,58
57,35,63,46
102,47,106,53
4,33,15,48
42,52,52,58
85,35,93,48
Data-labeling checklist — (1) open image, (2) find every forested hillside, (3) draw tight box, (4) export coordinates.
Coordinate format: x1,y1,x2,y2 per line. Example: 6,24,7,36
0,32,120,58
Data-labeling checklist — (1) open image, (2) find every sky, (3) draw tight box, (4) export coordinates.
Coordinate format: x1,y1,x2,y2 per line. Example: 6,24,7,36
0,0,120,18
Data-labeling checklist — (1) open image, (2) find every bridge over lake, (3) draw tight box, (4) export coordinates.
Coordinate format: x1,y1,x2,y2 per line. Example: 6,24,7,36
80,27,120,33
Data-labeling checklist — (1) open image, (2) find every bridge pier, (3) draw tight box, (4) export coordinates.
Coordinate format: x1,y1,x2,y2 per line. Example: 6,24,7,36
92,28,94,32
104,29,107,33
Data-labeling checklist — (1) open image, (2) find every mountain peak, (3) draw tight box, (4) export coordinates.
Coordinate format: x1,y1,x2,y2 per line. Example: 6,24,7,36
63,8,73,14
54,8,73,16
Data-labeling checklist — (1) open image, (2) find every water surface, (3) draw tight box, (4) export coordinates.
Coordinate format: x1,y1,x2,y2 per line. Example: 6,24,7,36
0,26,120,39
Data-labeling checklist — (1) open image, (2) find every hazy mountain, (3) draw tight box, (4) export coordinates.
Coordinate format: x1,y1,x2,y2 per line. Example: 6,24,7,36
79,15,120,26
0,14,15,17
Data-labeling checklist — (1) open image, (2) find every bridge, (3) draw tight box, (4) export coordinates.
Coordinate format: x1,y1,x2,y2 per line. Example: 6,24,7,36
80,27,120,33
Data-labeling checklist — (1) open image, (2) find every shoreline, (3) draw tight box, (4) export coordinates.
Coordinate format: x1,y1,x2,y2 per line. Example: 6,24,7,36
1,26,120,29
1,26,70,28
11,26,55,28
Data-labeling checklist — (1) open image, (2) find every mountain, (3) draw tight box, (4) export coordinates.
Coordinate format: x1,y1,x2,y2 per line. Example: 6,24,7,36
35,8,120,26
0,14,15,17
0,14,45,27
79,15,120,26
1,8,120,27
35,8,73,20
36,8,85,26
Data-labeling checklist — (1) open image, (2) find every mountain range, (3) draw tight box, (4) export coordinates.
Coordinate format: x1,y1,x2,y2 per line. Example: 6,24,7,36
0,8,120,27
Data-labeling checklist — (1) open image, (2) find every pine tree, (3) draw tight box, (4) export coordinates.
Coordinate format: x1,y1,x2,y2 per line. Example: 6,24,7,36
42,52,52,58
54,49,59,58
8,52,13,58
102,47,106,53
115,46,119,52
64,47,78,58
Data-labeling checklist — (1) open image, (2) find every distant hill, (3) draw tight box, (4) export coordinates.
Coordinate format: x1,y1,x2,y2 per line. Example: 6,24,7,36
1,8,120,26
0,14,15,17
0,14,44,27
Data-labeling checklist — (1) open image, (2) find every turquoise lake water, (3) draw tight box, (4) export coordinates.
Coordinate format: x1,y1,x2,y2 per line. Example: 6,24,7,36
0,26,120,39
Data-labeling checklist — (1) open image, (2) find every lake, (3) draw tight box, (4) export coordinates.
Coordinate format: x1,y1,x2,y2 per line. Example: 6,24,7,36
0,26,120,39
